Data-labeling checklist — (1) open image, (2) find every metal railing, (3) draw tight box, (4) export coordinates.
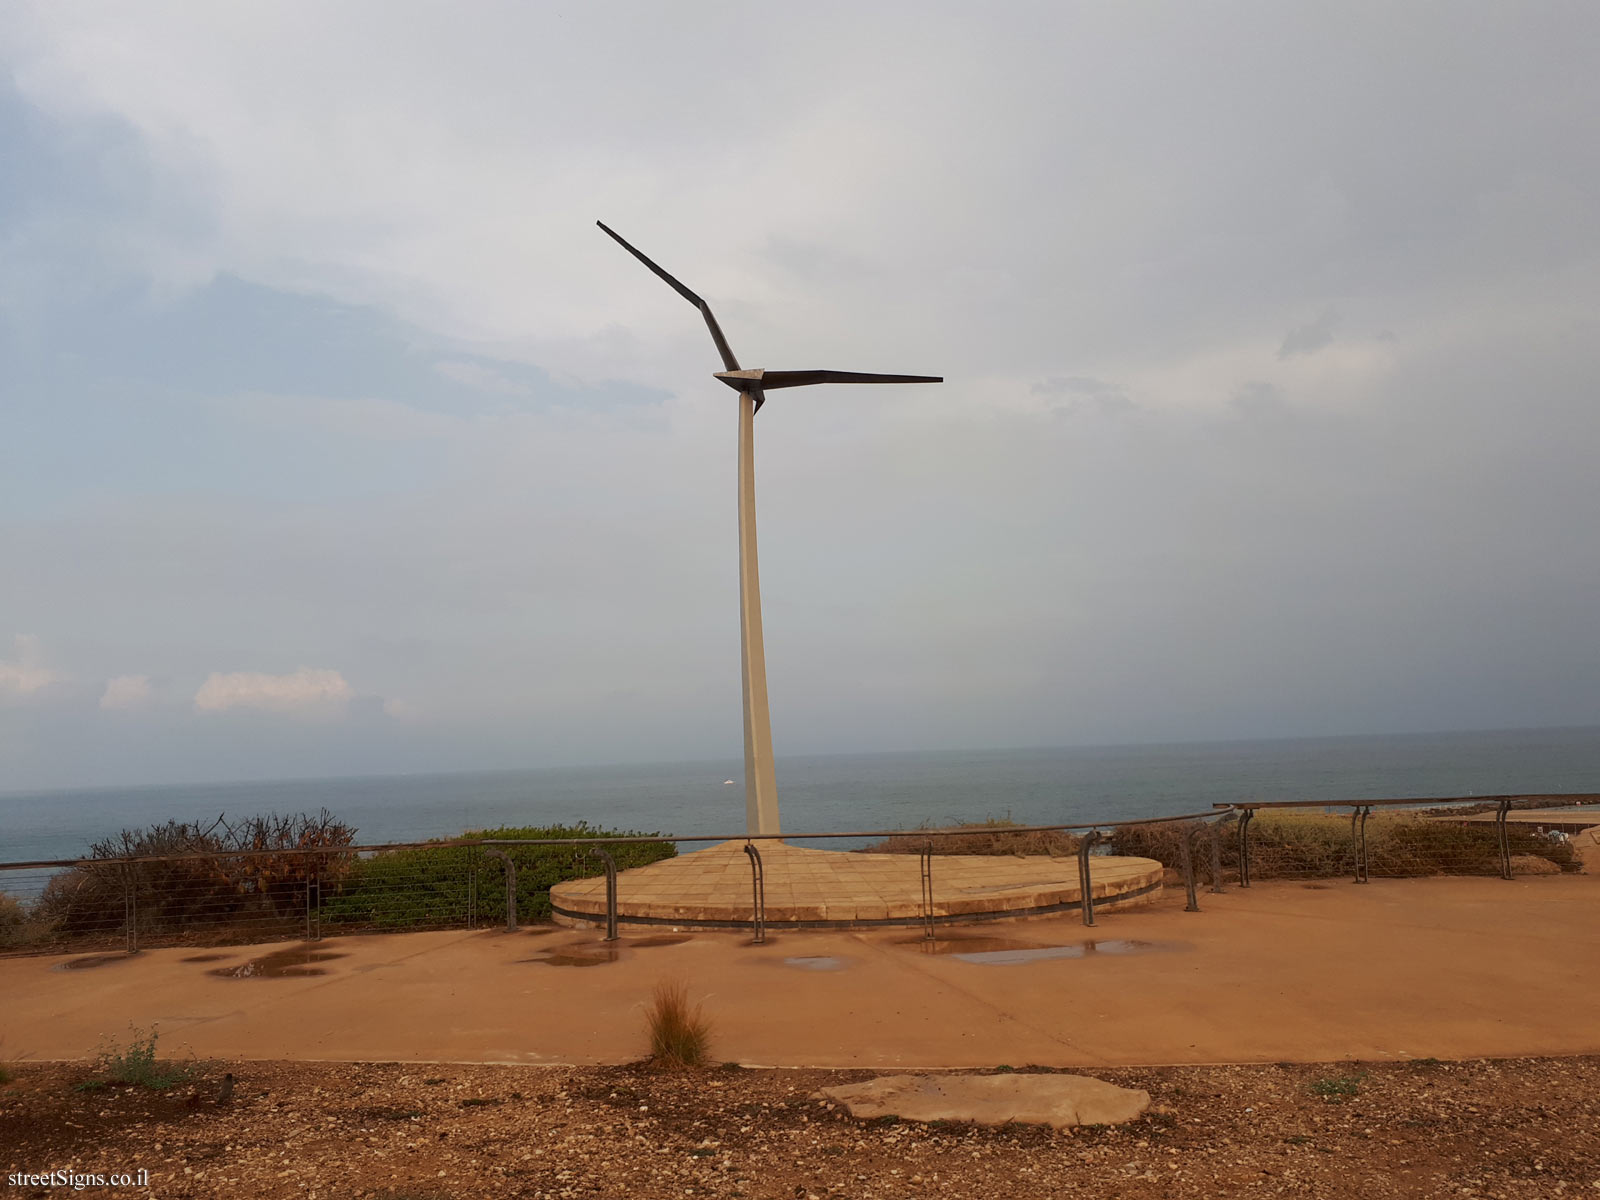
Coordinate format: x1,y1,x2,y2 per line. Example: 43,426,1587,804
2,794,1591,956
0,809,1222,954
1215,794,1597,886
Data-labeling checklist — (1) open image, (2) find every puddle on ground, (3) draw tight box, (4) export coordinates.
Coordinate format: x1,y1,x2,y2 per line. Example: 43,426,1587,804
525,947,621,967
897,934,1039,954
521,935,688,966
56,953,130,971
901,935,1165,965
209,947,349,978
179,953,232,963
783,955,849,971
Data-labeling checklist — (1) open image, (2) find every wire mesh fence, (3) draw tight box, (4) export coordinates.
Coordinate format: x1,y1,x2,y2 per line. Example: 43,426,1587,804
2,795,1594,956
1109,796,1593,884
0,838,678,955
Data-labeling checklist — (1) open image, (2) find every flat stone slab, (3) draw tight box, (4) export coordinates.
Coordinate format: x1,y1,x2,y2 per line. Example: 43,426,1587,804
815,1073,1151,1129
552,840,1163,930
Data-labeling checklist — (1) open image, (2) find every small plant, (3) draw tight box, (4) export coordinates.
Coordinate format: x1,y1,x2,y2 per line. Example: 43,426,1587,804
1309,1073,1364,1102
994,1064,1015,1073
90,1025,194,1091
646,978,711,1069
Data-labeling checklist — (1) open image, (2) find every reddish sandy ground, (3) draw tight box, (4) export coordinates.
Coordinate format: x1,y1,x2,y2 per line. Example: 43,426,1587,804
3,873,1597,1069
4,874,1599,1198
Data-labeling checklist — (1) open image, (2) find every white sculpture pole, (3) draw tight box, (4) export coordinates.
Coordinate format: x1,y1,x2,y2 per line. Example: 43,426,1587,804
597,221,938,840
737,384,781,836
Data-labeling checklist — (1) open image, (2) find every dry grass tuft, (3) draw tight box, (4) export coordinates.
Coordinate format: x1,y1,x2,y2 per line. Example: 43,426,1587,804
646,979,711,1069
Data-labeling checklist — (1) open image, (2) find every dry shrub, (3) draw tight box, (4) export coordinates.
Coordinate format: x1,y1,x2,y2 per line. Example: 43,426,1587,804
864,818,1081,857
0,892,27,944
0,892,52,950
34,810,357,946
1106,820,1210,871
646,979,711,1069
1109,810,1577,879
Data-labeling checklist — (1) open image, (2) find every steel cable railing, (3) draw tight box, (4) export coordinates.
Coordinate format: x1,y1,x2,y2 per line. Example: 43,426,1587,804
2,795,1593,955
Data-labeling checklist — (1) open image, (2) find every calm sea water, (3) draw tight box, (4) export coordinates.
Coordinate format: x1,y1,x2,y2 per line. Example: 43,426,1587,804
3,726,1599,866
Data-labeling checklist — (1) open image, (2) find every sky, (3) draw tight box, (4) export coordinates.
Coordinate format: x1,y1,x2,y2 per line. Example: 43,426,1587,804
2,2,1598,791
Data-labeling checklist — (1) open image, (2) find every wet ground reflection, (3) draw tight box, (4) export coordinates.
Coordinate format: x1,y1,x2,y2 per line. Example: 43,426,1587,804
783,955,849,971
209,947,349,978
56,954,130,971
898,934,1166,964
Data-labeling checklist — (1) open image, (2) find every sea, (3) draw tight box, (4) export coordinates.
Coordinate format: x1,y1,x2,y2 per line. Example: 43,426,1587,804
4,725,1600,868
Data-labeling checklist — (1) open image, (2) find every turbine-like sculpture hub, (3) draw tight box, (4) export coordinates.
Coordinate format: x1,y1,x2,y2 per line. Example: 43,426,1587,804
600,221,941,834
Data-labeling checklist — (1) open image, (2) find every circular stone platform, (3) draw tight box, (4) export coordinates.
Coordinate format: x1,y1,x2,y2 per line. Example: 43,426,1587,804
551,840,1163,931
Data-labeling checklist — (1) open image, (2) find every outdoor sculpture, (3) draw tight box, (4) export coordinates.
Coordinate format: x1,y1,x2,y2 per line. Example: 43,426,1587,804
598,222,941,836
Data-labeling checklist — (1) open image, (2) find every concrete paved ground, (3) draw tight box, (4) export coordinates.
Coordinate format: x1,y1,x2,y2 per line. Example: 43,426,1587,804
3,873,1596,1069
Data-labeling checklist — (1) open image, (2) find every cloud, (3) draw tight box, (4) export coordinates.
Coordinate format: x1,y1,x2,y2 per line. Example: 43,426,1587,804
3,7,1600,790
99,674,152,710
0,634,62,696
193,667,354,716
381,696,421,721
431,358,531,397
1279,310,1340,359
1032,375,1137,415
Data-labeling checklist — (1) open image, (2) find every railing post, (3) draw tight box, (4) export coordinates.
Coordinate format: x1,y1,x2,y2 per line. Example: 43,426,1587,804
589,846,619,942
1238,809,1255,888
1077,829,1101,927
1179,826,1200,912
483,848,517,932
1496,798,1514,879
743,841,766,944
919,843,935,941
1207,813,1236,893
1351,805,1371,883
467,863,476,930
122,864,139,955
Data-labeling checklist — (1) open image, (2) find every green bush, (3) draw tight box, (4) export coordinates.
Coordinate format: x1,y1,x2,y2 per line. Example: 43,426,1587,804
320,843,478,931
472,822,676,921
321,823,675,931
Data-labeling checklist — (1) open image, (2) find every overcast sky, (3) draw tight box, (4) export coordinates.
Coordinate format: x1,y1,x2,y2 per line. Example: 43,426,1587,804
3,3,1598,790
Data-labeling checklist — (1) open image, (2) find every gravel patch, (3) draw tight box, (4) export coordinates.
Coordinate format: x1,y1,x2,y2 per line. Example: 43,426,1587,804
3,1056,1597,1198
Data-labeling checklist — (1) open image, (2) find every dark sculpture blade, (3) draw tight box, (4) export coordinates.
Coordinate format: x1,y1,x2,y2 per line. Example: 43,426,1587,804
758,370,944,390
597,221,740,372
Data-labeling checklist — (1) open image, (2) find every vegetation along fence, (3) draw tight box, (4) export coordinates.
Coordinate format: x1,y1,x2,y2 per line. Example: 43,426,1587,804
0,794,1592,956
